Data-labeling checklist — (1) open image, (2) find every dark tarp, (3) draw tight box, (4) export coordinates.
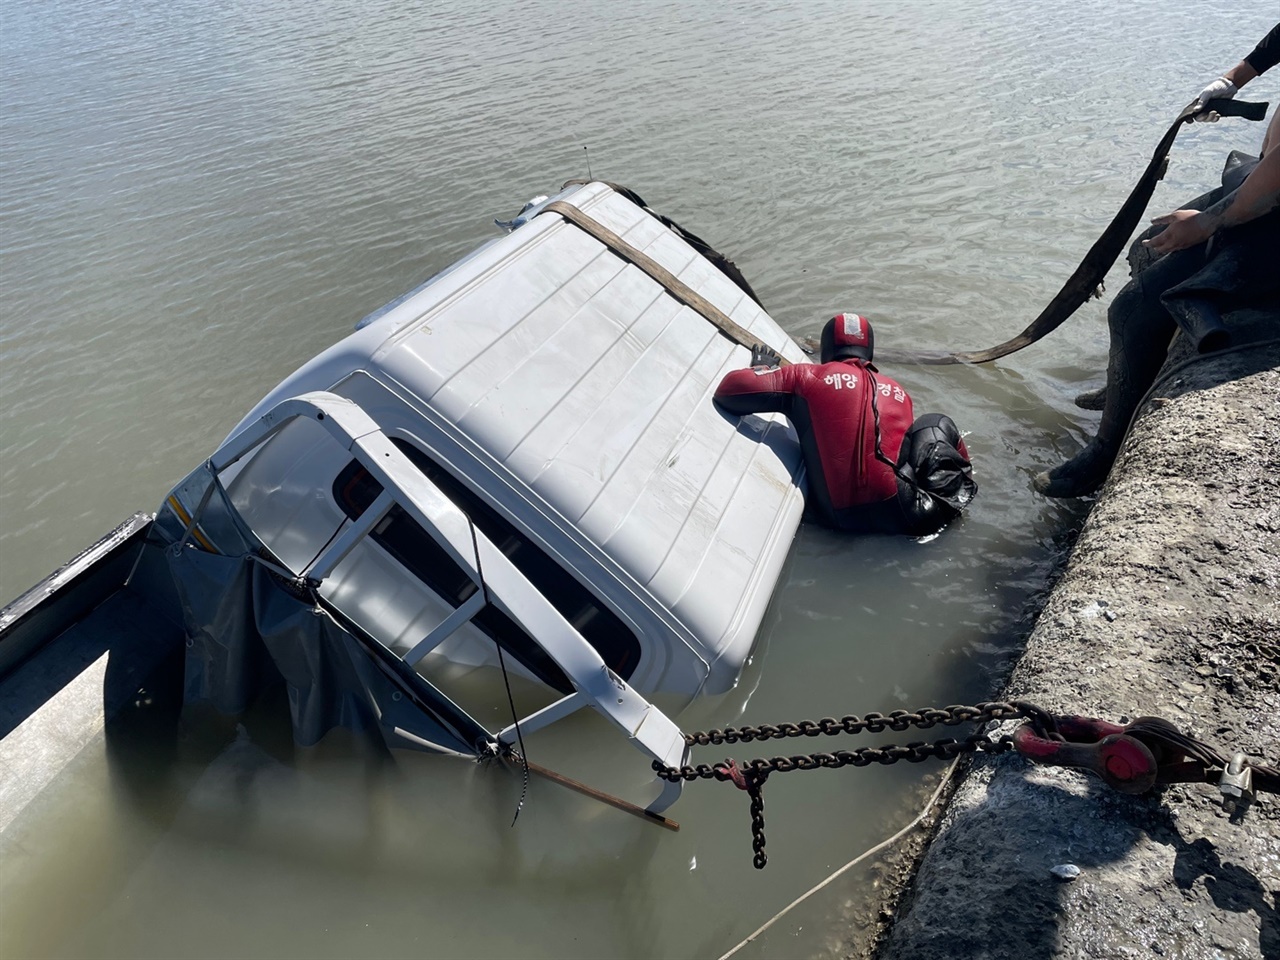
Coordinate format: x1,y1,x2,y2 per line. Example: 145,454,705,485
167,544,484,756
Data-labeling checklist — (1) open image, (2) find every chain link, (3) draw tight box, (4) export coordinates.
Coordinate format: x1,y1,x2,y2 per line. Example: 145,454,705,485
654,701,1046,869
747,772,768,870
656,700,1277,869
677,701,1046,750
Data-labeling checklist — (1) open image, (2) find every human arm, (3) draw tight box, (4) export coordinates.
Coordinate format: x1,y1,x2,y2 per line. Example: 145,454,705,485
1143,146,1280,254
1193,22,1278,119
1212,57,1262,93
1243,22,1280,76
712,363,798,417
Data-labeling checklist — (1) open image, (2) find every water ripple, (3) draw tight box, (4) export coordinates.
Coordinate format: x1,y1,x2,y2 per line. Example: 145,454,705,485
1,1,1271,957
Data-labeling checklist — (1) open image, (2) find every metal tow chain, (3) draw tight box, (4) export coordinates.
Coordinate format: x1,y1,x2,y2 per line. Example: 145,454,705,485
656,701,1280,870
654,701,1048,869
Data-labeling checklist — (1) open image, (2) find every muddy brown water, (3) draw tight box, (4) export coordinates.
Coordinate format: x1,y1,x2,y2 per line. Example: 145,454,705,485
2,2,1273,957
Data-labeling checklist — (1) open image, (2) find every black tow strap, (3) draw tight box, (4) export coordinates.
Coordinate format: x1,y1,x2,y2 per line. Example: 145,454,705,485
880,96,1270,366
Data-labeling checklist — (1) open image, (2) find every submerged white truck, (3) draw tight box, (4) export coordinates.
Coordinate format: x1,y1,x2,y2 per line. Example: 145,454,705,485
1,181,806,822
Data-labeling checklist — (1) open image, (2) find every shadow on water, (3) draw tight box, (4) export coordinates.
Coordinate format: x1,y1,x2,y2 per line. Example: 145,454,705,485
99,656,692,919
96,696,712,957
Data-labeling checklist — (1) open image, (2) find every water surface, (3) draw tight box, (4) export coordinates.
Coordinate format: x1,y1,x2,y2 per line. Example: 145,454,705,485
2,1,1272,957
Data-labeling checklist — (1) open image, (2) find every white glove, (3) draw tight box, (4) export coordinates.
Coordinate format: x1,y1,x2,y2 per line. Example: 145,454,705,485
1193,76,1238,122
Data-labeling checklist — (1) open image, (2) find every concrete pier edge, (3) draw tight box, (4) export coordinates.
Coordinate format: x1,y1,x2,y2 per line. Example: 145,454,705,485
878,313,1280,959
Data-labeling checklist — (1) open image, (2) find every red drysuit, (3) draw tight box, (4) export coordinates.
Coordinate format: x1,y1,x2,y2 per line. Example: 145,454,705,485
714,358,917,531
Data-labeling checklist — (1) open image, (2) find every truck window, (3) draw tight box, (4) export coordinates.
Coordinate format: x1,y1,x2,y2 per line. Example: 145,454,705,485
332,441,641,688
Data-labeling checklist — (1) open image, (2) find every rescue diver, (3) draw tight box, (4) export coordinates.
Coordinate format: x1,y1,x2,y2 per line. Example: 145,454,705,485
1035,22,1280,498
714,313,977,535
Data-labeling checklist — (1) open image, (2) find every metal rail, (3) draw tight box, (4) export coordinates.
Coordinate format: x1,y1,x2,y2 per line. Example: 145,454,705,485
208,390,691,807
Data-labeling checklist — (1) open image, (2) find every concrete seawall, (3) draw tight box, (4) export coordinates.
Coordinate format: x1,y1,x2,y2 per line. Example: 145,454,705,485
881,315,1280,959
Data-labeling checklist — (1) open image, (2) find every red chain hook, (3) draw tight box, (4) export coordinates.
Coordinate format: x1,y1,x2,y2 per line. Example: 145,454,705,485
1012,714,1195,794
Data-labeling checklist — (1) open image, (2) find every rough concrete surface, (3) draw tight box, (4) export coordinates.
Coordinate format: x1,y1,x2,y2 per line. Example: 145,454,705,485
881,318,1280,960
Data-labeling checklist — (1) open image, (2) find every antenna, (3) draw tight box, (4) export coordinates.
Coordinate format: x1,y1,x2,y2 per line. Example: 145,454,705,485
584,145,592,181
